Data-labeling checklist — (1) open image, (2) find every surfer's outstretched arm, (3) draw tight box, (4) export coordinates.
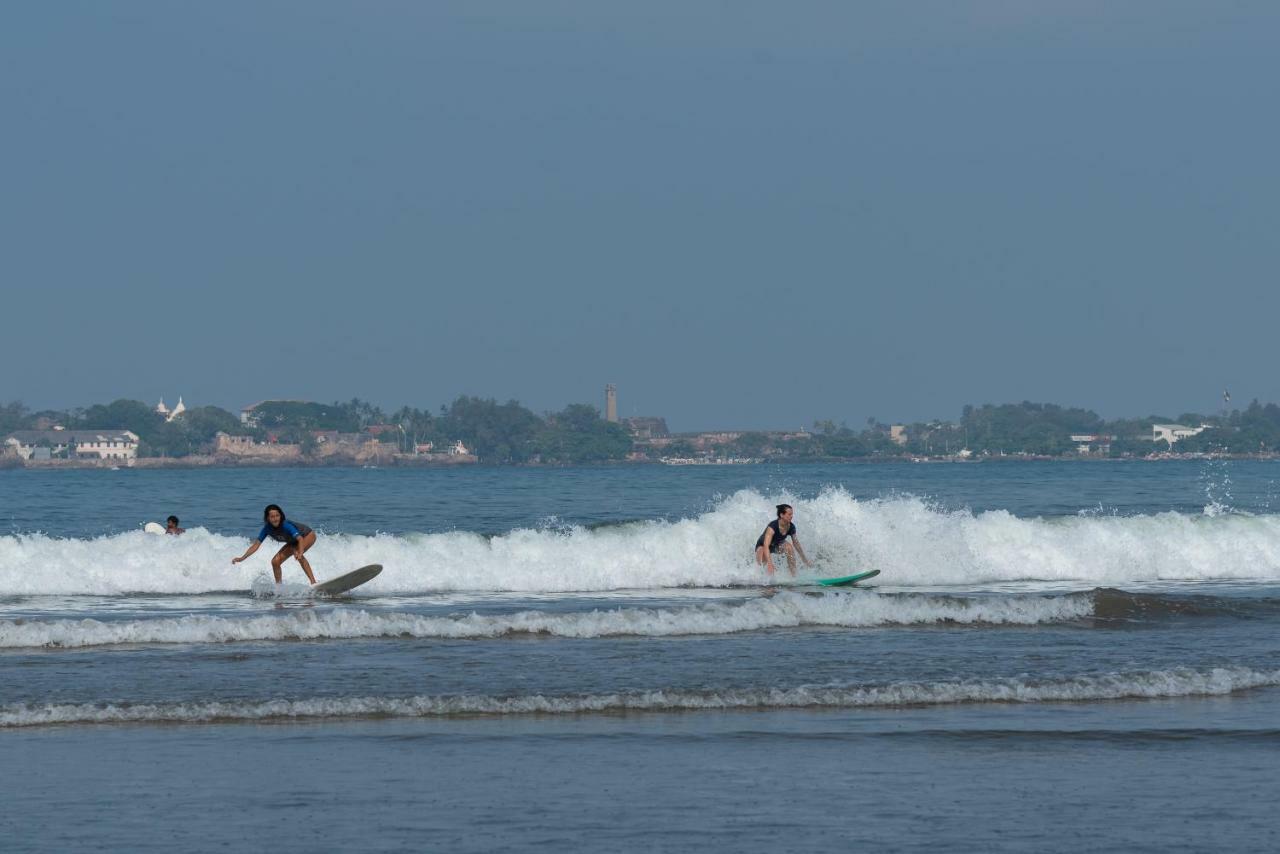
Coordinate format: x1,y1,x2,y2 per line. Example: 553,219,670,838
232,541,261,564
793,537,813,568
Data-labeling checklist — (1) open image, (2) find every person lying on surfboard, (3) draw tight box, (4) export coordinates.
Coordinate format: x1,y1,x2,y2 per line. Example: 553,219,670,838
231,504,318,585
755,503,813,577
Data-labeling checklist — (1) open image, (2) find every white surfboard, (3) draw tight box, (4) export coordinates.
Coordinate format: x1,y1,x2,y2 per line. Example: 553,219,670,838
313,564,383,595
143,522,165,535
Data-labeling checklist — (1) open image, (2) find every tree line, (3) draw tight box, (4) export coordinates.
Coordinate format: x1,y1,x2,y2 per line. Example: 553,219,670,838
0,397,631,463
711,400,1280,459
8,397,1280,463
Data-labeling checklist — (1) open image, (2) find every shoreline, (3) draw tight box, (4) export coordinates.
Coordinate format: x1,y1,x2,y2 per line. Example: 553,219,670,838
0,454,479,471
3,453,1278,472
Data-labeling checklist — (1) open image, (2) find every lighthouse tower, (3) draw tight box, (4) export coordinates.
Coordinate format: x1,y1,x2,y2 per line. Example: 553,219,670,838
605,384,618,423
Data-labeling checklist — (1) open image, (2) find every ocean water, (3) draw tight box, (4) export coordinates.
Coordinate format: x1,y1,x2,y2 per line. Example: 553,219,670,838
3,460,1280,852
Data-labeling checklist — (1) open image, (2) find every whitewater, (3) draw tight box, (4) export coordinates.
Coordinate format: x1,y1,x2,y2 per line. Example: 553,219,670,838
5,489,1280,595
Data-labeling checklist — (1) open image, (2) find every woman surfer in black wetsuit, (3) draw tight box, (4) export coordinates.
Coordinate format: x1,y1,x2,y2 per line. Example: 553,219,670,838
231,504,319,585
755,503,813,577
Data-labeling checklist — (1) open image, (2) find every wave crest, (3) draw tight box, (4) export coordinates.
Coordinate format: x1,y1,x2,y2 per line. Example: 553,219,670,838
4,490,1280,594
0,591,1094,648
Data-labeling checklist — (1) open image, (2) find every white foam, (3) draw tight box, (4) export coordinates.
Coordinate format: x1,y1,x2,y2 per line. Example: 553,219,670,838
0,591,1093,648
4,490,1280,595
3,667,1274,727
249,575,314,599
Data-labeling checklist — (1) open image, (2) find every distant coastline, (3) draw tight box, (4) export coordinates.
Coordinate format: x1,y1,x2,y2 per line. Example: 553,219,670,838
6,395,1280,469
5,450,1278,472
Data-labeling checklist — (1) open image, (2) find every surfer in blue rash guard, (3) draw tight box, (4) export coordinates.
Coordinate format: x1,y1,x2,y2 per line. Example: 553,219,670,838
755,503,813,577
231,504,319,585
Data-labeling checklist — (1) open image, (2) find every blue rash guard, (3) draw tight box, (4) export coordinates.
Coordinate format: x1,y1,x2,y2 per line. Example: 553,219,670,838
257,520,313,544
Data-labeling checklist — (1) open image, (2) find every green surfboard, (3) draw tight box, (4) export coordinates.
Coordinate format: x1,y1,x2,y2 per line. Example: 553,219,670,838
815,569,880,587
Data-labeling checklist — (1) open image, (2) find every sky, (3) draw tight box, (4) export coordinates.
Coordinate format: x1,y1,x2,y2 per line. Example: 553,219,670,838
2,1,1277,431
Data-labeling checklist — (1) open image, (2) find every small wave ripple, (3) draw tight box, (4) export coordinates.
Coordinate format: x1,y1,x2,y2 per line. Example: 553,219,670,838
4,667,1274,727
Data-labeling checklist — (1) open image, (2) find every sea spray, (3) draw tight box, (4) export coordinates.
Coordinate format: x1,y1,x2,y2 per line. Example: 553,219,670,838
4,490,1280,595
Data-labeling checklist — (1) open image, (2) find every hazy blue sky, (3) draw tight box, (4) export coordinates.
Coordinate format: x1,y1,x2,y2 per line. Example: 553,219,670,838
3,2,1276,430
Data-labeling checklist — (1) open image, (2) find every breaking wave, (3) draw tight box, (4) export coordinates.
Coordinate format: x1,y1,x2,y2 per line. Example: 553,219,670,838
4,489,1280,595
4,667,1275,727
0,590,1094,649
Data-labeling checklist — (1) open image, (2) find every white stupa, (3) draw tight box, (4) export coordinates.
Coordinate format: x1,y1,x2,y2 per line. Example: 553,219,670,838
156,396,187,422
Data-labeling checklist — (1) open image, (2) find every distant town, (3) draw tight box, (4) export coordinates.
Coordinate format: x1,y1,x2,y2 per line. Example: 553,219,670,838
2,388,1278,469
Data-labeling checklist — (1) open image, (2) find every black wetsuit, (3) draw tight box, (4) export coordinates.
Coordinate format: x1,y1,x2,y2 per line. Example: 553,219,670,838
755,520,796,553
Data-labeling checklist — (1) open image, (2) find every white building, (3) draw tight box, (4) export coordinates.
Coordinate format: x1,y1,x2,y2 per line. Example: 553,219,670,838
240,400,307,426
4,430,140,461
1152,424,1207,445
1071,434,1115,455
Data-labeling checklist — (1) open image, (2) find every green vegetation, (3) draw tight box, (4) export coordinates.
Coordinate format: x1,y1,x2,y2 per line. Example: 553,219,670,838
0,395,638,464
799,400,1280,460
1168,401,1280,454
371,397,629,463
662,439,700,458
726,432,770,458
250,399,373,440
534,404,633,463
437,397,543,463
389,406,437,452
9,395,1280,464
73,399,257,458
143,406,252,458
0,402,31,435
0,398,261,459
960,402,1102,456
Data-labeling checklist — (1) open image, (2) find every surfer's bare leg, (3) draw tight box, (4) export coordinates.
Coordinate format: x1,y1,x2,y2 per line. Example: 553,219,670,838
270,532,318,584
293,531,318,584
756,545,776,575
783,542,798,575
270,545,291,584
